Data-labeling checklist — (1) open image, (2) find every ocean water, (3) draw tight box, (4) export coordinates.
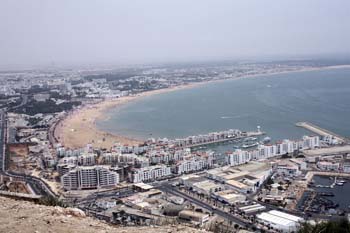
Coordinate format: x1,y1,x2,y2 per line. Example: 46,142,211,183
97,68,350,147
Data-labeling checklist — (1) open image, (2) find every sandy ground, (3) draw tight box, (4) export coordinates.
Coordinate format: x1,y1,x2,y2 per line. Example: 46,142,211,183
31,170,61,195
55,65,350,150
0,196,209,233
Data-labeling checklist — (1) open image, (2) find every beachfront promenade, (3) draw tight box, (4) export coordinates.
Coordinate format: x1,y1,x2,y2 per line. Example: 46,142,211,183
296,122,349,144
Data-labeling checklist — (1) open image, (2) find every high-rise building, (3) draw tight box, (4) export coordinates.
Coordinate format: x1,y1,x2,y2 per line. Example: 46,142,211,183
61,166,119,190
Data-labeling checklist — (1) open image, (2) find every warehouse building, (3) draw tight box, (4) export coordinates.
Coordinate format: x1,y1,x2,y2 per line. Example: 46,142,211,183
256,210,303,232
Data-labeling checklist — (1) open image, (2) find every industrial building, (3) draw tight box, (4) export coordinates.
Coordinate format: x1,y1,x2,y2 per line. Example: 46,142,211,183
256,210,303,232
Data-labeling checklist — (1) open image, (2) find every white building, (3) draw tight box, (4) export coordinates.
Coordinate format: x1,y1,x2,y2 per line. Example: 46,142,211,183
226,136,320,166
130,165,172,183
178,210,210,225
317,161,340,171
256,210,303,232
343,162,350,173
176,155,213,174
302,135,320,149
226,149,251,166
61,166,119,190
276,162,300,177
77,153,97,166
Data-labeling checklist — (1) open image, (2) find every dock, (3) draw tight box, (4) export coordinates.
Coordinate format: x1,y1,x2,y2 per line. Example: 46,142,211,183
305,171,350,183
296,122,349,144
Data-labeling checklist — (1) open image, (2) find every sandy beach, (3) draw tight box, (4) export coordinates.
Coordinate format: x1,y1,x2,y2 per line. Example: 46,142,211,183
55,65,350,149
54,83,200,149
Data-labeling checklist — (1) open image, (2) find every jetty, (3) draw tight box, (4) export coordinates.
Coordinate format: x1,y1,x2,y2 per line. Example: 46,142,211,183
296,121,349,144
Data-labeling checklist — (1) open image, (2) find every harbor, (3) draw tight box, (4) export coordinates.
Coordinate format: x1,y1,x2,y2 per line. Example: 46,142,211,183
299,175,350,216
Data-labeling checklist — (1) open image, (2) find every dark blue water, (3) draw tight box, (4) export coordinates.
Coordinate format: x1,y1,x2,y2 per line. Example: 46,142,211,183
97,68,350,145
313,176,350,209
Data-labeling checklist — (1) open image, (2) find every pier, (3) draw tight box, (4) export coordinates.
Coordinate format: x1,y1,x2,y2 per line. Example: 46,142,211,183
296,121,349,144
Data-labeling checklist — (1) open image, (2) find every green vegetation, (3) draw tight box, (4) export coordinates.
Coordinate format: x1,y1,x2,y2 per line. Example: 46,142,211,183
27,85,50,94
15,99,81,115
27,117,41,126
38,196,67,208
298,219,350,233
49,91,71,100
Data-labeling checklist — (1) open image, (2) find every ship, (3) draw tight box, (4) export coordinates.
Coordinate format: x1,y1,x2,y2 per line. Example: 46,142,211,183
241,142,259,148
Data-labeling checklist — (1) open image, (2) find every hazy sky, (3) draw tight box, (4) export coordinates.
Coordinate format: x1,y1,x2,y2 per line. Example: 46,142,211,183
1,0,350,68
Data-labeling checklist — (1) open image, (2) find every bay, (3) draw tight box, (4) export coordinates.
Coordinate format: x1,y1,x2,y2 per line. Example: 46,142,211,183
97,68,350,149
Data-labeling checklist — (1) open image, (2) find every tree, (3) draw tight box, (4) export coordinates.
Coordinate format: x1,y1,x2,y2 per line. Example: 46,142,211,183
38,196,67,207
298,219,350,233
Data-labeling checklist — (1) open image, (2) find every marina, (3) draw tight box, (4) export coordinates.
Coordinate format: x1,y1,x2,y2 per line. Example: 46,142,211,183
300,175,350,215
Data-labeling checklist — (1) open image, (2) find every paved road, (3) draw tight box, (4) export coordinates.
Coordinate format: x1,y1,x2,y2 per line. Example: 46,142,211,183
0,109,57,198
158,183,252,229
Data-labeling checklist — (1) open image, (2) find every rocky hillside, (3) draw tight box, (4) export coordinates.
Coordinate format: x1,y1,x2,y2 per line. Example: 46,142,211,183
0,196,209,233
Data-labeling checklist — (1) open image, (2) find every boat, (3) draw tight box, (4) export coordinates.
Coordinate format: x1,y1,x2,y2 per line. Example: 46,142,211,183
336,180,345,186
244,137,257,142
262,137,271,143
241,142,259,148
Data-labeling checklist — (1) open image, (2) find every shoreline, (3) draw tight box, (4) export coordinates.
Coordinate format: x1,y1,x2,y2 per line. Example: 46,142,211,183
54,83,200,149
55,64,350,149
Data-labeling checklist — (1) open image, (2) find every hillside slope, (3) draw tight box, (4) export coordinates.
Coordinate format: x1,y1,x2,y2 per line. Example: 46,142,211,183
0,196,209,233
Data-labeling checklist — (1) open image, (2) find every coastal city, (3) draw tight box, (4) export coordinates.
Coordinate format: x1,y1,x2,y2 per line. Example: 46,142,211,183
2,1,350,232
1,60,350,233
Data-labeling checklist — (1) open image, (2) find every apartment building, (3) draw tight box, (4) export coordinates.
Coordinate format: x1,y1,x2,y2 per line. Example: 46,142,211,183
61,166,119,190
130,165,172,183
